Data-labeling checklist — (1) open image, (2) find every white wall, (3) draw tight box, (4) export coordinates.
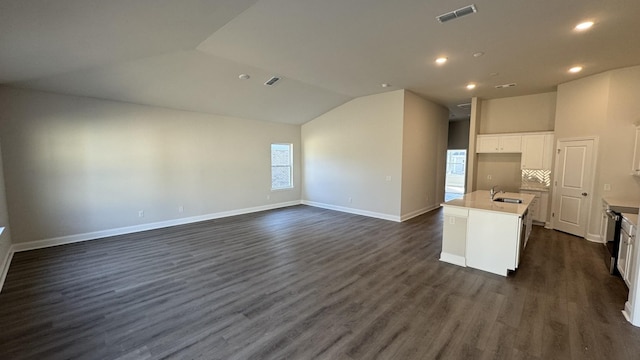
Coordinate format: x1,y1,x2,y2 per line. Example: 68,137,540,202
0,86,301,244
0,142,12,277
555,66,640,237
448,119,470,150
475,153,523,192
479,92,557,134
301,90,405,219
401,91,449,218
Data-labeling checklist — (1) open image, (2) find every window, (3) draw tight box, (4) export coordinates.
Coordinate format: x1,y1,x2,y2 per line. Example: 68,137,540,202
271,143,293,190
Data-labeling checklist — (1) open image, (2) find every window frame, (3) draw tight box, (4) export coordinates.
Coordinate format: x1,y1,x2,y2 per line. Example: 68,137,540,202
270,143,294,190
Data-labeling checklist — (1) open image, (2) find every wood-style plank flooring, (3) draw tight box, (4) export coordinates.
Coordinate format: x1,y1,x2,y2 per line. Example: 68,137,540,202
1,205,640,359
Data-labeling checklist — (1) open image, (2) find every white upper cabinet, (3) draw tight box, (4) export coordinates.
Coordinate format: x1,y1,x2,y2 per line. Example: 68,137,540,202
521,133,554,170
477,134,522,153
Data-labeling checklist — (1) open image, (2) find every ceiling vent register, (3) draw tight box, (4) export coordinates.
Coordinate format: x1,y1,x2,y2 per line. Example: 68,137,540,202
436,4,477,23
264,77,281,86
495,83,517,89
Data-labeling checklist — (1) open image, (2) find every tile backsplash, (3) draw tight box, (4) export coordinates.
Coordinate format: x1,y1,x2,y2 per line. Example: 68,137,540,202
522,169,551,187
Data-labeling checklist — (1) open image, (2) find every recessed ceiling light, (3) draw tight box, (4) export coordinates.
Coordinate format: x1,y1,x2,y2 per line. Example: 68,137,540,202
569,66,583,73
575,21,594,31
473,52,485,58
489,72,499,77
238,74,250,80
435,57,448,64
466,83,476,90
381,83,391,88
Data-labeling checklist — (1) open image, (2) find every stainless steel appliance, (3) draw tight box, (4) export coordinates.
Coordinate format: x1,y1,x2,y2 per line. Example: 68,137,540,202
603,208,621,274
602,198,640,275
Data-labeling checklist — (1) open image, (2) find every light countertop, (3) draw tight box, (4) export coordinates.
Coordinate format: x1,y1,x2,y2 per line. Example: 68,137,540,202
622,213,638,227
602,196,640,214
442,190,535,217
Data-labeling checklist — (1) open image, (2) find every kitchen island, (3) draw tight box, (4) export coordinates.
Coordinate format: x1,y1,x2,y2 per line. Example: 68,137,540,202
440,190,534,276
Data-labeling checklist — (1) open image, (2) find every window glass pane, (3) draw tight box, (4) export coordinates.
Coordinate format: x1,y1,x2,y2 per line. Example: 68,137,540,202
271,144,292,189
272,166,291,189
271,144,290,166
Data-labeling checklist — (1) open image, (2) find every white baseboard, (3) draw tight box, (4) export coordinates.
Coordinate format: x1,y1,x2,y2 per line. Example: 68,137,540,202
400,205,440,222
440,252,466,267
0,245,14,293
585,232,604,243
301,200,400,222
544,222,553,229
11,201,302,253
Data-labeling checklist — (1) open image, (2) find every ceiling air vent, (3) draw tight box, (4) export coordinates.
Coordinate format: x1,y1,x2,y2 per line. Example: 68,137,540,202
495,83,517,89
264,76,280,86
436,4,477,23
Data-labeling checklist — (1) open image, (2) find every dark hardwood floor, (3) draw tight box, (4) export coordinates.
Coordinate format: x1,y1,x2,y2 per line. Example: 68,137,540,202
1,205,639,359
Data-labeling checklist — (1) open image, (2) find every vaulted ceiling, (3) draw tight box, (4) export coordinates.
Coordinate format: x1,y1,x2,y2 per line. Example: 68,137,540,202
1,0,639,124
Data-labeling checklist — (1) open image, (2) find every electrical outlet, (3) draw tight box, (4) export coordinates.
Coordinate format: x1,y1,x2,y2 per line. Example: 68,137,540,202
449,217,455,224
385,176,392,182
348,197,352,203
138,210,144,218
604,184,611,191
487,175,492,180
178,206,184,213
266,195,270,200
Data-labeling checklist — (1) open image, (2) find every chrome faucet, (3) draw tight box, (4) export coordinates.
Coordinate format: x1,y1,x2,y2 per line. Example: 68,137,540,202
490,185,502,200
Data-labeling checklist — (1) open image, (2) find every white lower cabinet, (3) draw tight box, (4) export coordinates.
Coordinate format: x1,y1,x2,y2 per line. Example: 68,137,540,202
520,190,549,224
618,216,636,288
465,209,524,276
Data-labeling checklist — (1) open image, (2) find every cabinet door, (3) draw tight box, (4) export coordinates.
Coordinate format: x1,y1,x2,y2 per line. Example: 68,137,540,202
619,231,630,282
627,238,634,287
521,135,545,169
542,134,554,170
530,198,540,222
520,190,541,222
477,135,501,153
500,135,522,153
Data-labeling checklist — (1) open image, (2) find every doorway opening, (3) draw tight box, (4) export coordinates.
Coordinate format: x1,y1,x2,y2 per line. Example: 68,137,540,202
445,149,466,201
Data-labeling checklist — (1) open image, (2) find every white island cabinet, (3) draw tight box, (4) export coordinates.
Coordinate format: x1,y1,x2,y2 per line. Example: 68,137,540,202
440,190,534,276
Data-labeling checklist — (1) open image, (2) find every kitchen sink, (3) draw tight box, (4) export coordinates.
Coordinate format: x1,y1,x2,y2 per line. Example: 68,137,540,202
493,197,523,204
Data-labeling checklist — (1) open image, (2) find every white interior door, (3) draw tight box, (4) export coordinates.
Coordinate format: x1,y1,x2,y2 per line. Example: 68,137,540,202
553,139,595,237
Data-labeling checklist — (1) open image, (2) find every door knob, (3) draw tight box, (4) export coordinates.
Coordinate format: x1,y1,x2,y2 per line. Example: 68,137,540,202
582,192,588,196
